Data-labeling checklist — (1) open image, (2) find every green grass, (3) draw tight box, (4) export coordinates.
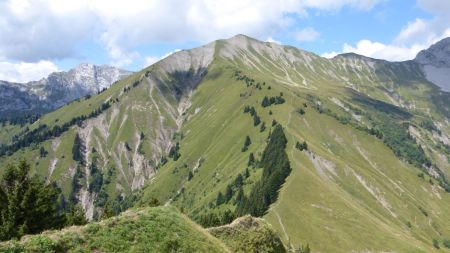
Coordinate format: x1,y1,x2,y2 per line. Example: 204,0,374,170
0,206,287,253
208,215,286,253
0,206,230,253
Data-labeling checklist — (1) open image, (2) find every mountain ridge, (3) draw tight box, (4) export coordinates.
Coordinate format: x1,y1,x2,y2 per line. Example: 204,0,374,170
1,34,450,252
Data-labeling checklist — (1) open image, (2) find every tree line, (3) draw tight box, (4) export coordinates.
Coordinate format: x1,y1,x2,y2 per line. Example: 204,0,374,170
236,124,292,216
0,101,111,157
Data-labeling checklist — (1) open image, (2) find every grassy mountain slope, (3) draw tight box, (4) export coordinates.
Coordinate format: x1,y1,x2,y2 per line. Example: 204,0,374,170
142,36,450,252
1,35,450,252
0,206,285,253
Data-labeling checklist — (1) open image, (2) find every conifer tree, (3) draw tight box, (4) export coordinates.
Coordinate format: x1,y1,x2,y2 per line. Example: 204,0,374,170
0,160,64,240
225,185,233,202
72,133,85,165
248,153,255,166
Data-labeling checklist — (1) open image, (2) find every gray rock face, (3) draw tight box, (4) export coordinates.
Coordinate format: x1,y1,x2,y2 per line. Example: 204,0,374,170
415,38,450,91
415,38,450,68
0,64,131,117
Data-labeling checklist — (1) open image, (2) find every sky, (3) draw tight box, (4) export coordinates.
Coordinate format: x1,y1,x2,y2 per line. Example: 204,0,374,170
0,0,450,83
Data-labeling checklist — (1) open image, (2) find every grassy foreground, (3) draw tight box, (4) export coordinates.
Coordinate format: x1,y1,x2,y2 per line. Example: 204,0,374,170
0,206,286,253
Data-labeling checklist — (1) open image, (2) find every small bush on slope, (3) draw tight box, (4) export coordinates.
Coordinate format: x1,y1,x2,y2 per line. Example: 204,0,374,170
208,215,287,253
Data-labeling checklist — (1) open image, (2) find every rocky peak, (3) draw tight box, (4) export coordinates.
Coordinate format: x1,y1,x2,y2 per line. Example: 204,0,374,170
0,64,132,117
415,37,450,67
414,37,450,92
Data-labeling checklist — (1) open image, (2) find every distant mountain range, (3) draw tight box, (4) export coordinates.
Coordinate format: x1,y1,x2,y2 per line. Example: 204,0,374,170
0,63,131,118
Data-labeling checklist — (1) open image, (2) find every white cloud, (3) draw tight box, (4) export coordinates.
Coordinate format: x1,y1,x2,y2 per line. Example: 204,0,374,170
143,56,160,68
266,37,281,44
321,0,450,61
321,51,339,58
100,32,140,67
0,0,384,67
294,27,320,42
161,49,182,60
0,60,58,83
143,49,182,68
300,0,384,11
417,0,450,15
0,0,96,61
322,38,440,62
341,40,426,61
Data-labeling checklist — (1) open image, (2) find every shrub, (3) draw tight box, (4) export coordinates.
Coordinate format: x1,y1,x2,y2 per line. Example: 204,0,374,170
433,239,440,249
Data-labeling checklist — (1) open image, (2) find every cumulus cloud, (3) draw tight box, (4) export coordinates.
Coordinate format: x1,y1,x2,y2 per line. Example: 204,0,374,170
0,0,384,66
143,56,160,68
0,0,96,62
321,0,450,61
321,51,339,58
143,49,182,68
294,27,320,42
321,39,431,61
266,37,281,44
0,60,58,83
300,0,384,11
343,40,426,61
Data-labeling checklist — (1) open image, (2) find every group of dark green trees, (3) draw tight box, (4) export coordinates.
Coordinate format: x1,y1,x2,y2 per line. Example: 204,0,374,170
236,124,292,217
0,160,86,241
261,95,285,107
0,101,111,157
168,142,181,161
0,114,41,127
243,105,261,126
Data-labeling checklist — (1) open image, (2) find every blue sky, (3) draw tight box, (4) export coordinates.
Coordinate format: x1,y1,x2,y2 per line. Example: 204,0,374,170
0,0,449,83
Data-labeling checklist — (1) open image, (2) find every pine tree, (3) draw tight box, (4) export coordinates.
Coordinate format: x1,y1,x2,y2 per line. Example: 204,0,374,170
253,114,261,126
260,122,266,132
0,160,64,240
245,136,252,147
225,185,233,202
216,192,225,206
72,133,85,165
296,141,308,151
168,142,181,161
242,136,252,152
261,96,270,107
222,209,235,224
88,157,103,193
65,204,87,226
69,165,83,204
234,174,244,188
235,187,244,205
39,146,48,157
248,153,255,166
245,168,250,178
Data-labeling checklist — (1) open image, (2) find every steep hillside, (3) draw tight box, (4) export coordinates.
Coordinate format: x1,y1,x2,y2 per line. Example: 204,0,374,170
0,206,286,252
1,35,450,252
